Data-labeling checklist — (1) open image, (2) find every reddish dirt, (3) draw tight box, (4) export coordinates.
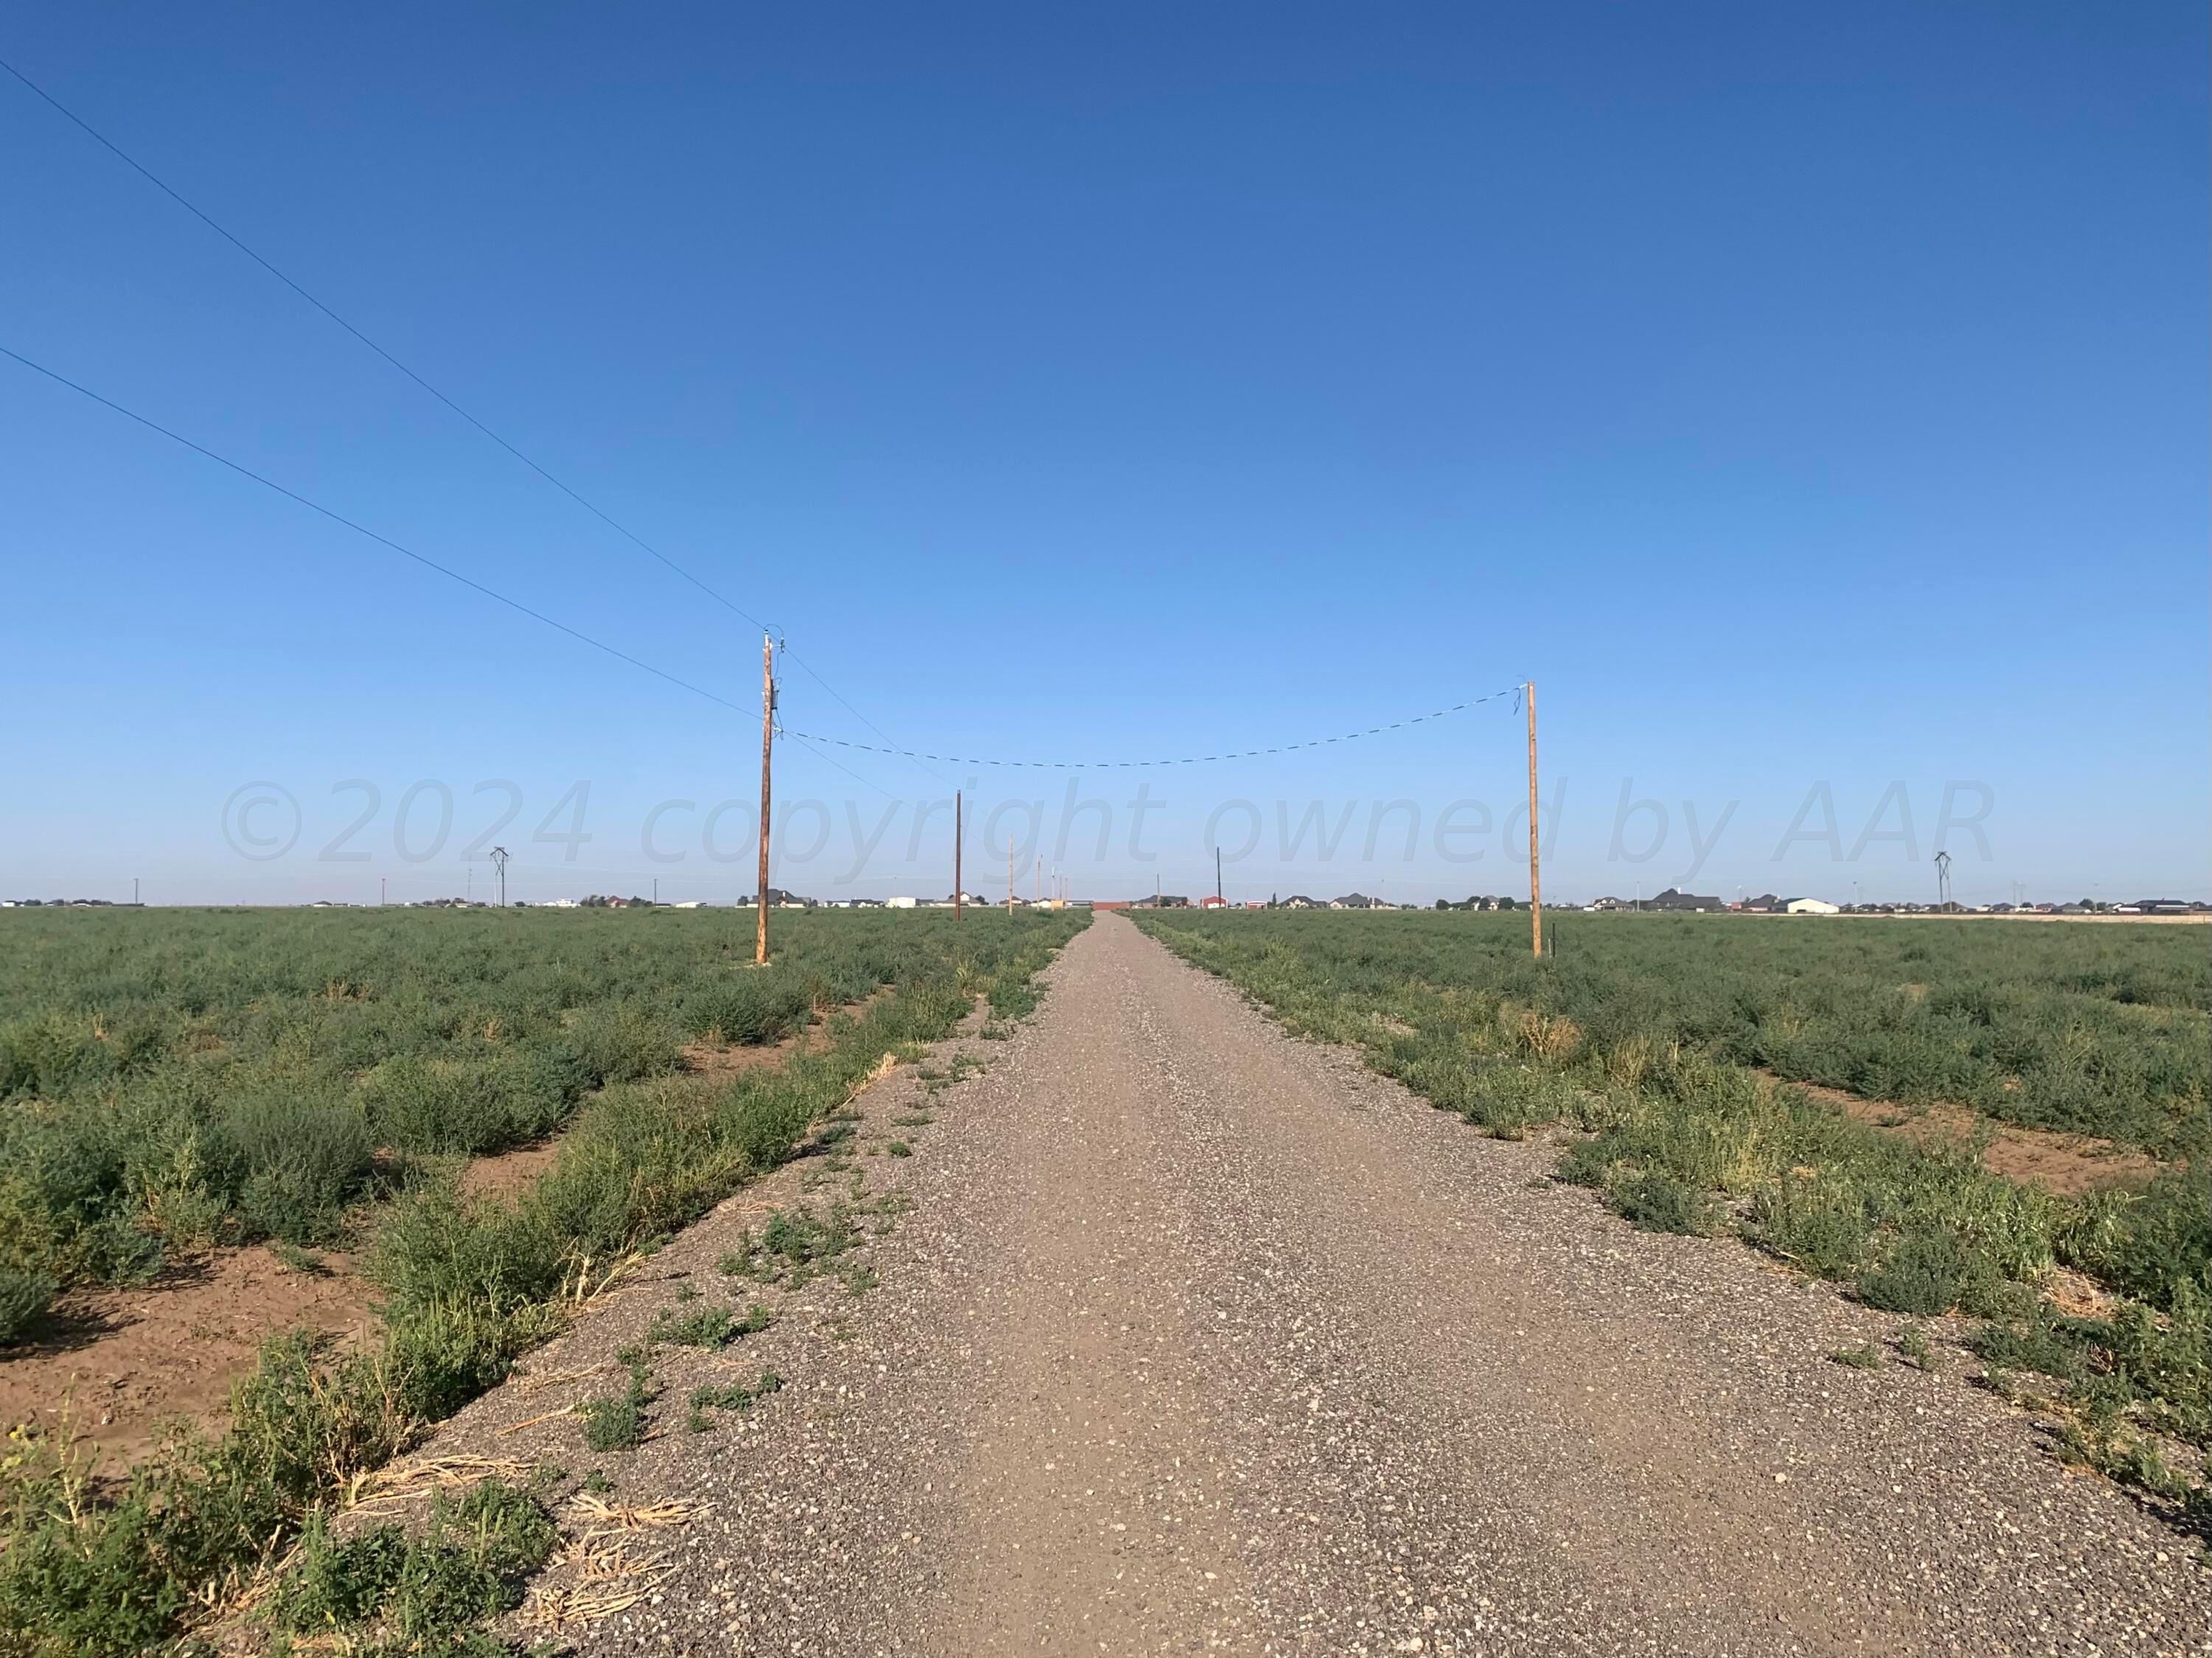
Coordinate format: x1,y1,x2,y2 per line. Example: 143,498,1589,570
458,1139,569,1202
0,1246,375,1471
1781,1075,2162,1197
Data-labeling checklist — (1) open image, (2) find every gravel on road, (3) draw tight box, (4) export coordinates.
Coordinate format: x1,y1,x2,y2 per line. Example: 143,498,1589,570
431,912,2209,1657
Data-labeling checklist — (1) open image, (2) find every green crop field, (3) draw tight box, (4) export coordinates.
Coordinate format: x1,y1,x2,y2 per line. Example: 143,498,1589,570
1134,909,2211,1519
0,904,1084,1657
0,906,1077,1342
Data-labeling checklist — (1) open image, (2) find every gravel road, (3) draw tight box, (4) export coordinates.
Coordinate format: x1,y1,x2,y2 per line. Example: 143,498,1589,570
466,913,2209,1656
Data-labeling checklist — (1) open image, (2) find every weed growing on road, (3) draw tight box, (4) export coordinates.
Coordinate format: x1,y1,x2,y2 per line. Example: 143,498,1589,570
722,1205,860,1287
689,1369,784,1425
647,1300,772,1350
1830,1343,1882,1369
578,1356,656,1452
1899,1326,1938,1371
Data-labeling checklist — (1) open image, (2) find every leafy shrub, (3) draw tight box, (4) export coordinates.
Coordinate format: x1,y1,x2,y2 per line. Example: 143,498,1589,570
1613,1171,1714,1236
2062,1162,2212,1314
680,972,813,1047
225,1085,375,1244
1857,1225,1982,1316
361,1046,582,1160
560,1001,684,1085
0,1264,56,1345
276,1477,556,1643
1749,1173,1873,1278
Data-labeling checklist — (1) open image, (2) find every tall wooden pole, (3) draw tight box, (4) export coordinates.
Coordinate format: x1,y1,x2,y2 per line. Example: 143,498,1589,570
756,632,773,964
1526,680,1543,958
1006,836,1015,915
954,792,963,919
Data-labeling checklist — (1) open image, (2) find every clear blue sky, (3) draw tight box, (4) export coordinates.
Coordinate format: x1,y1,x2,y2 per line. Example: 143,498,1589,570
4,2,2204,906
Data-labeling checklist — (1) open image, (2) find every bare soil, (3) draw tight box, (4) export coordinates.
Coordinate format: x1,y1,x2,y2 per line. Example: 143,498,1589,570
1780,1072,2163,1196
0,1246,374,1471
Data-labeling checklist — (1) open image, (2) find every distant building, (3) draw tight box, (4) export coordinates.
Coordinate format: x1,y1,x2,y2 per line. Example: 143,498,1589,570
1646,888,1726,913
1785,897,1840,916
886,896,917,909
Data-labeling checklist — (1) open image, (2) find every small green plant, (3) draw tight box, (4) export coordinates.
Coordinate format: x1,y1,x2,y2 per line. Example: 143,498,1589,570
1858,1227,1977,1317
1613,1171,1713,1236
646,1300,768,1349
580,1469,613,1497
1830,1342,1882,1369
1899,1325,1938,1372
724,1205,858,1286
689,1369,784,1417
577,1357,655,1452
887,1141,912,1158
270,1240,326,1275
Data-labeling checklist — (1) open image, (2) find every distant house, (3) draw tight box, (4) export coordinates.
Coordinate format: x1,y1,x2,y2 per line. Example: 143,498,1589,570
1282,895,1322,909
1200,896,1229,909
1785,897,1840,916
886,896,917,909
1646,888,1726,913
672,900,706,909
1332,894,1373,909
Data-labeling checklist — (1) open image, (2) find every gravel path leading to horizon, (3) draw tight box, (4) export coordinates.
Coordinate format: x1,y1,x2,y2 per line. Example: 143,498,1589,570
501,913,2209,1657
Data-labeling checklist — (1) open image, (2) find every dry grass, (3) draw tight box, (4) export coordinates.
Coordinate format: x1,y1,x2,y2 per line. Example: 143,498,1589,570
566,1491,713,1533
525,1536,675,1630
344,1453,536,1512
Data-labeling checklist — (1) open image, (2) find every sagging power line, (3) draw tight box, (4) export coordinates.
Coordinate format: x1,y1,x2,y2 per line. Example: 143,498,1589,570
781,688,1519,771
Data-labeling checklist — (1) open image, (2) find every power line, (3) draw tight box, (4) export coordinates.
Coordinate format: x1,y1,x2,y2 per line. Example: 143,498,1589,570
782,688,1520,770
1,344,746,714
0,52,945,784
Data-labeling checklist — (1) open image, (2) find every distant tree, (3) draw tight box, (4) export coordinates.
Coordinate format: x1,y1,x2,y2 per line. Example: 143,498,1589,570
1497,895,1518,910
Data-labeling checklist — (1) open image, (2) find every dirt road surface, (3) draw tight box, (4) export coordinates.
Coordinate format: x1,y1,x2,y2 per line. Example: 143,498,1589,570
468,913,2209,1656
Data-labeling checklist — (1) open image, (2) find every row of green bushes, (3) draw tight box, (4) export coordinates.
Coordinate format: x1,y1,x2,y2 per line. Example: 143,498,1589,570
0,907,1085,1656
1193,911,2211,1154
1136,910,2209,1530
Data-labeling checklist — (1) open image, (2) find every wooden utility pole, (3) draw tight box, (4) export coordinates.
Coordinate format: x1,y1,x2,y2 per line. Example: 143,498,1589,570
757,632,773,964
954,792,963,920
1525,680,1543,958
1215,846,1222,902
1006,836,1015,915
